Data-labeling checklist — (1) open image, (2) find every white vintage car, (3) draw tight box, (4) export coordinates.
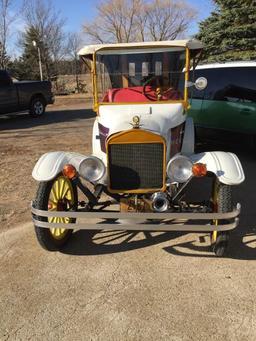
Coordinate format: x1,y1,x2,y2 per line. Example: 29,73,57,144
31,40,244,256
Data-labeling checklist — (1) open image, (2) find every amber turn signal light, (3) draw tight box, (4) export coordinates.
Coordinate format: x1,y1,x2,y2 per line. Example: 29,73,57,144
63,164,77,179
192,163,207,177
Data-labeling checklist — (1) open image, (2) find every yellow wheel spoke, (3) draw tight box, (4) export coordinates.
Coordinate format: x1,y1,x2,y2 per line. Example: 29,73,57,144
50,227,68,239
56,181,61,200
49,191,58,204
212,230,218,243
59,178,66,198
55,180,60,199
48,199,57,206
66,190,72,201
62,185,70,199
211,220,218,244
49,176,75,241
52,185,59,202
49,216,58,223
48,200,57,210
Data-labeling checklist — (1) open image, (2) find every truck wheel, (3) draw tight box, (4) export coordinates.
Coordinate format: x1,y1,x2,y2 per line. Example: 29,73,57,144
33,175,78,251
29,97,46,117
211,181,232,257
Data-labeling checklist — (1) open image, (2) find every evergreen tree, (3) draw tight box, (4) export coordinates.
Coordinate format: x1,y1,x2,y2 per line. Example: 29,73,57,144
17,26,54,80
0,42,10,69
197,0,256,62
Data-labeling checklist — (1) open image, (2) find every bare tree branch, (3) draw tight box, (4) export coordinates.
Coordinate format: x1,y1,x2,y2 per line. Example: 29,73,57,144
0,0,16,67
67,32,84,91
145,0,197,41
83,0,197,43
83,0,143,43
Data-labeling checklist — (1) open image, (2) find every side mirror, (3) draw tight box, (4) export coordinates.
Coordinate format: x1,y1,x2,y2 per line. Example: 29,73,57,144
195,77,207,90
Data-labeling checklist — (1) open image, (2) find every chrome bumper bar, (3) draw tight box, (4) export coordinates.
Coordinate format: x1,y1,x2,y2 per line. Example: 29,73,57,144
31,203,241,232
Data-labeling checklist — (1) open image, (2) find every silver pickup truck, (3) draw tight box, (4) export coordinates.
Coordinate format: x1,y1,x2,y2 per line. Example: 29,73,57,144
0,70,54,117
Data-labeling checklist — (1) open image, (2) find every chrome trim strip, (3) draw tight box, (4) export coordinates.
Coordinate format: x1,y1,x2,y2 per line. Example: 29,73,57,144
31,203,241,232
32,218,239,232
31,203,241,220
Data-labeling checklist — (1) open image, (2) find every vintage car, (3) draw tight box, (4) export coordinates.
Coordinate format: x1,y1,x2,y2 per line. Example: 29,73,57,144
31,40,245,257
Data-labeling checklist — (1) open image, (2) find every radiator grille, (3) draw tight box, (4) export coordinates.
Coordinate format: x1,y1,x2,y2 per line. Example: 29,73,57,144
108,143,164,191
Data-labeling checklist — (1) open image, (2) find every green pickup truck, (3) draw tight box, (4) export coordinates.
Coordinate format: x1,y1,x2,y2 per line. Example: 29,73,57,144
188,61,256,134
0,70,54,117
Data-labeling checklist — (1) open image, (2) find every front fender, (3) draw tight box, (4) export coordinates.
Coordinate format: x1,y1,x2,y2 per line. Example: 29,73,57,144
190,151,245,185
32,151,88,182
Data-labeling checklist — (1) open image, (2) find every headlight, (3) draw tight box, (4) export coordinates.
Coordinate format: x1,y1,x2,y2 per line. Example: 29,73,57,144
79,156,105,182
167,155,193,183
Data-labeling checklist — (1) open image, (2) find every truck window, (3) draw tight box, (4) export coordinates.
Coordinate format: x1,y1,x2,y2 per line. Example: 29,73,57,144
0,70,12,86
198,68,224,101
201,67,256,103
219,67,256,103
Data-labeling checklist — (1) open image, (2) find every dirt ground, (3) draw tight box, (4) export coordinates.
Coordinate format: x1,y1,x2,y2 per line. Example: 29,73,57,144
0,97,255,340
0,95,94,231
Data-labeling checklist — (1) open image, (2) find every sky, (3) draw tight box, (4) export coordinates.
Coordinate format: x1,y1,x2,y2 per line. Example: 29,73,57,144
47,0,215,35
9,0,215,56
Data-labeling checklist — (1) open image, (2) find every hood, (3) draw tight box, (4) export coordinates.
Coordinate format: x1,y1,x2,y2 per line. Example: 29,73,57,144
98,103,185,137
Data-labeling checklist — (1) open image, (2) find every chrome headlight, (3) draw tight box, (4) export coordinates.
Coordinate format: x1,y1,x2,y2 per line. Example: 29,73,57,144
167,155,193,183
79,156,105,182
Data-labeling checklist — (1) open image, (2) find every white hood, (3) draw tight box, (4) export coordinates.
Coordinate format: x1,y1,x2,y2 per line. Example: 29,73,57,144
98,103,185,137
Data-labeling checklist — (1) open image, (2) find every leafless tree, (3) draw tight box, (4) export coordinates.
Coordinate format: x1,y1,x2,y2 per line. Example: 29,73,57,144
67,32,84,91
145,0,197,41
84,0,142,43
22,0,66,79
134,2,147,42
83,0,197,43
0,0,15,68
67,32,83,61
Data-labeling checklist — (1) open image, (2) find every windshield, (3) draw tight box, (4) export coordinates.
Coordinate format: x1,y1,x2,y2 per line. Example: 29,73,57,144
95,47,187,103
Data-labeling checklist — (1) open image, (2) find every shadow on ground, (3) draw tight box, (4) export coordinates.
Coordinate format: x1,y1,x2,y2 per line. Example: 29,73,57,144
162,132,256,260
0,108,95,131
61,230,185,256
162,230,256,260
60,130,256,260
61,225,255,260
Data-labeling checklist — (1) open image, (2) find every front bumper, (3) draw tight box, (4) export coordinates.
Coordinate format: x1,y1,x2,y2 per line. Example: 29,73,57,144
31,203,241,232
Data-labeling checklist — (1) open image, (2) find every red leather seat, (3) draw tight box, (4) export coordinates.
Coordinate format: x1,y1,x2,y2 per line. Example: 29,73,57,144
102,86,180,103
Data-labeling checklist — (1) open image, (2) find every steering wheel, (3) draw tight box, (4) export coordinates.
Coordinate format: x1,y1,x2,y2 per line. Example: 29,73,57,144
142,76,158,101
142,76,175,101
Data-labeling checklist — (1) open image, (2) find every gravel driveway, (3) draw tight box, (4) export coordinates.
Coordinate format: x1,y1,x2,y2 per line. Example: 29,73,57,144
0,98,255,340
